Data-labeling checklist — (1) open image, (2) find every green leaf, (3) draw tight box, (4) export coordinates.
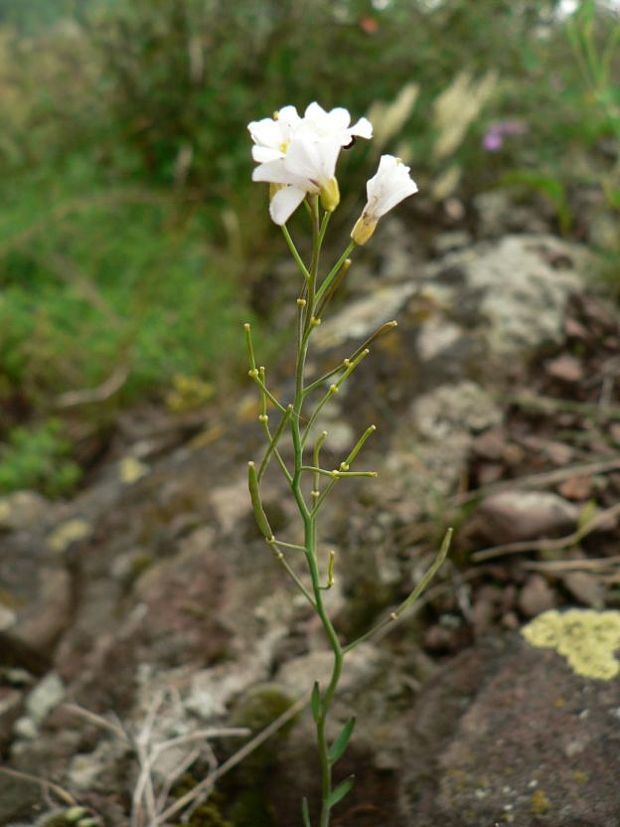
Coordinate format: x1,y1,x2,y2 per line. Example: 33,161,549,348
301,797,312,827
310,681,321,723
328,717,356,764
327,775,355,810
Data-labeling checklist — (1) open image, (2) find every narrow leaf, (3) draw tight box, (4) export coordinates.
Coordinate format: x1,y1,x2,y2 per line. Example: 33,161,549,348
310,681,321,723
327,775,355,810
301,797,312,827
328,717,356,764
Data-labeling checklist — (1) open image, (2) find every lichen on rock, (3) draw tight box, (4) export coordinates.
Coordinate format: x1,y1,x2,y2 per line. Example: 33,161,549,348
521,608,620,681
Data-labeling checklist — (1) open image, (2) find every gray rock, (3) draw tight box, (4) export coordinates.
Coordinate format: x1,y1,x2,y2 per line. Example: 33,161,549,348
424,234,585,360
0,491,51,533
474,490,579,545
400,633,620,826
314,282,416,349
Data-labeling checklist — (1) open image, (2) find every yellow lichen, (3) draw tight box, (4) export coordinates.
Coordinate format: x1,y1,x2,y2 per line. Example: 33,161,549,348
530,789,551,815
522,609,620,681
48,518,92,553
119,456,149,485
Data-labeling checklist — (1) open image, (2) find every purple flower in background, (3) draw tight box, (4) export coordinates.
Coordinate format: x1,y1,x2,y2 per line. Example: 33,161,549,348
483,120,527,152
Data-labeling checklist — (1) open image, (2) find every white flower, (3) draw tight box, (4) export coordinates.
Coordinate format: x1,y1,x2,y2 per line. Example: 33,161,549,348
299,102,373,146
253,137,342,224
248,102,373,224
247,105,301,164
351,155,418,245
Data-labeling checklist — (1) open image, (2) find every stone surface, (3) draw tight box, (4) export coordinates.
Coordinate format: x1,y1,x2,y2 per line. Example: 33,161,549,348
401,633,620,826
473,490,579,545
423,234,585,360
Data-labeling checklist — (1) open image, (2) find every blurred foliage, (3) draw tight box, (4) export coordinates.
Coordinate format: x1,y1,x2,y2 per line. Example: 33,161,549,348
0,419,81,497
0,0,618,495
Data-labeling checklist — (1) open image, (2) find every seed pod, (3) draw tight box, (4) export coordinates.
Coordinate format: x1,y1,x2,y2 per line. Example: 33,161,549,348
248,461,273,540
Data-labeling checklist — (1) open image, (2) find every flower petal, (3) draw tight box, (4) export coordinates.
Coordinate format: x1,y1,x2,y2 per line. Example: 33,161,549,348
284,138,340,185
248,118,282,148
269,186,306,225
350,116,373,139
252,145,283,163
253,159,305,186
365,155,418,219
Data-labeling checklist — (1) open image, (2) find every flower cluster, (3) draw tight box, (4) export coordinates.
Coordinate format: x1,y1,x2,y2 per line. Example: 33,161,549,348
248,102,418,239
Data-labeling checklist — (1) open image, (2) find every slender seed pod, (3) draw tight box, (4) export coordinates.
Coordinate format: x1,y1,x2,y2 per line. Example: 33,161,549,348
248,461,273,540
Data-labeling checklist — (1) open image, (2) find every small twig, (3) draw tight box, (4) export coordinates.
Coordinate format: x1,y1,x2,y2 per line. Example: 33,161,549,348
55,363,130,409
0,766,77,807
157,693,308,824
62,702,130,741
455,455,620,505
472,502,620,563
344,528,452,654
522,555,620,573
509,391,620,421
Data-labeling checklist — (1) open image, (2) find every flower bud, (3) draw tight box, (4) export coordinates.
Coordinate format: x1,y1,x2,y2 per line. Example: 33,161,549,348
320,177,340,212
350,213,377,246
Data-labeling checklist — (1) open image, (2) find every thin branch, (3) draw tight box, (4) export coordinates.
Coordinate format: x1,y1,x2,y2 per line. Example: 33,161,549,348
472,502,620,563
157,693,309,824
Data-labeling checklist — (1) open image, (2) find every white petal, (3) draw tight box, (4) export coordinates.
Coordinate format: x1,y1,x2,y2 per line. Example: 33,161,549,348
365,155,418,219
277,105,301,125
349,116,373,139
285,138,339,185
252,145,283,163
373,178,418,217
269,186,306,225
304,101,328,121
248,118,281,148
253,159,305,186
326,107,351,130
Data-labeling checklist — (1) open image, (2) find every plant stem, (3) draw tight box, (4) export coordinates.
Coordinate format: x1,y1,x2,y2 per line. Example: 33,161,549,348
287,201,345,827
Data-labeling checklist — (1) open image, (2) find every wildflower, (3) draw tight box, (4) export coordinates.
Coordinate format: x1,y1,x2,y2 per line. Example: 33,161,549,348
351,155,418,245
249,102,373,224
482,120,527,152
299,102,373,147
248,105,302,164
252,137,342,224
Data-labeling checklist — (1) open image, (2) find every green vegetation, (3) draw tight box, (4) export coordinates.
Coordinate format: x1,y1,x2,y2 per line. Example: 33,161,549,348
0,0,617,496
0,419,81,497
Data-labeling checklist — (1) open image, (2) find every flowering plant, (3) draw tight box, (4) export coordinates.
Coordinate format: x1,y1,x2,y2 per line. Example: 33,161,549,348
245,102,450,827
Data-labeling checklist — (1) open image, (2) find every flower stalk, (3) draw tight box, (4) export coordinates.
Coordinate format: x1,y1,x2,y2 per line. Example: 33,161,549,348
246,102,450,826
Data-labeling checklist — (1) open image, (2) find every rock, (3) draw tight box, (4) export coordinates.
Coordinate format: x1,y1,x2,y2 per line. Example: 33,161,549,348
385,382,503,507
545,353,584,383
276,644,383,697
313,282,416,350
561,571,606,609
25,672,65,725
474,490,579,545
401,628,620,826
411,381,502,441
423,234,585,360
474,190,551,237
210,476,252,534
518,574,557,618
0,530,73,660
0,687,23,744
0,491,51,533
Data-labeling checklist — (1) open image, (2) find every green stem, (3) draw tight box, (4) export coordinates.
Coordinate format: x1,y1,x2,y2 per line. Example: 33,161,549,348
282,224,311,282
315,240,355,304
286,196,344,827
